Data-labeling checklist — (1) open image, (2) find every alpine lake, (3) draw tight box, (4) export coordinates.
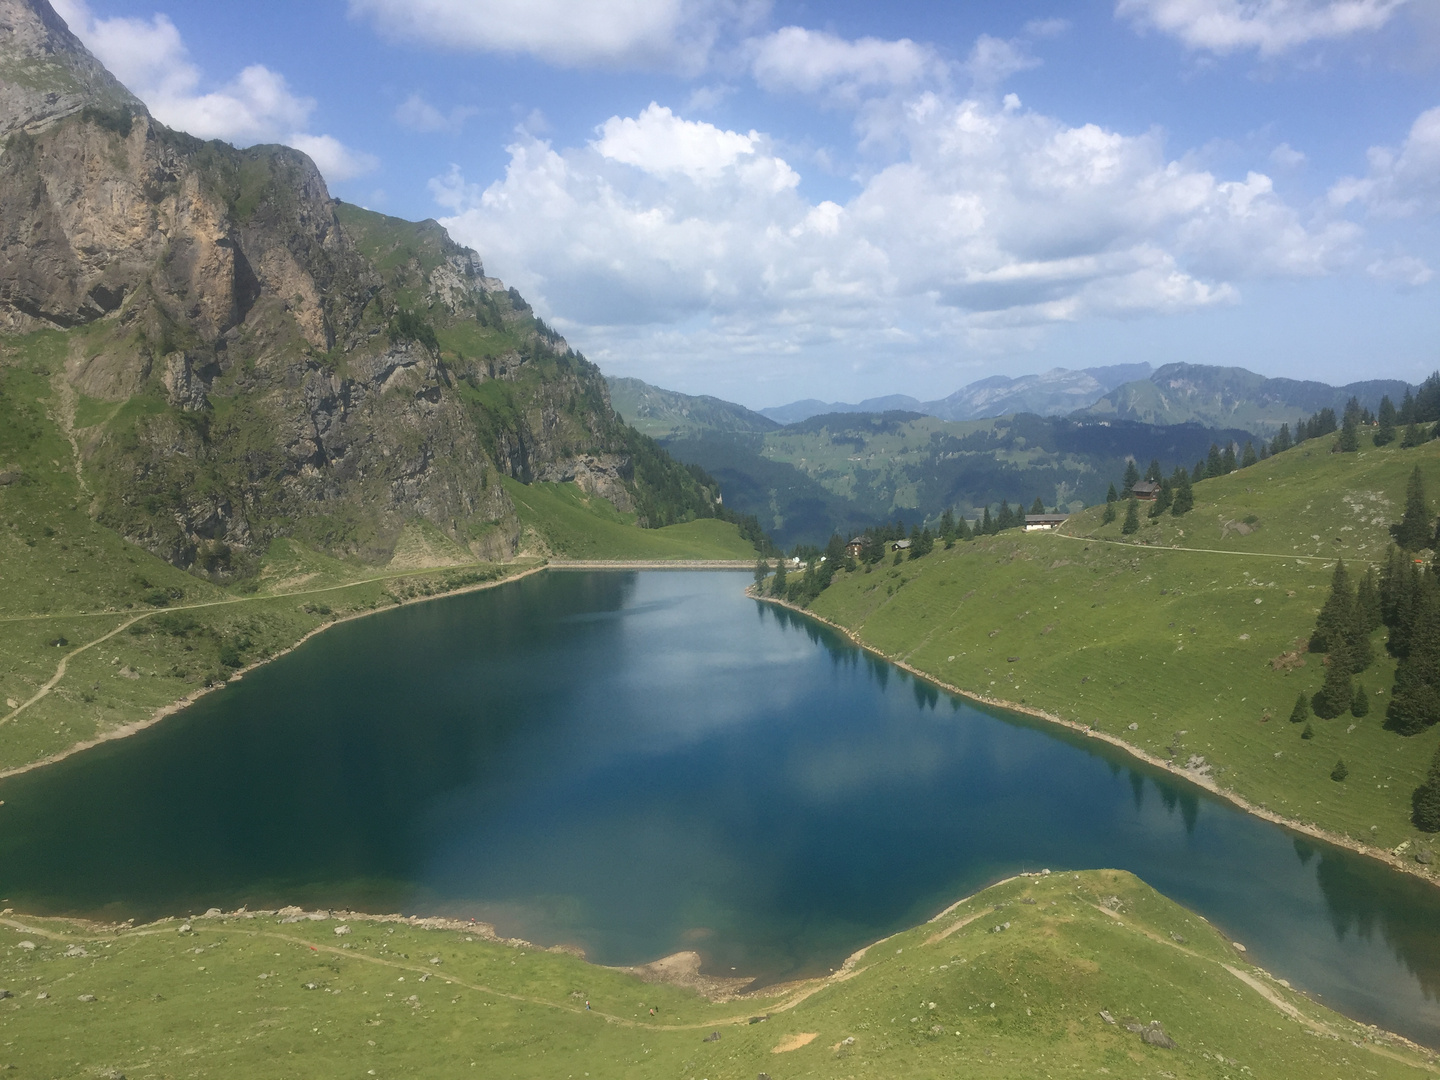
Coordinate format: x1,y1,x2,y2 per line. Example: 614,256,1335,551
2,570,1439,1045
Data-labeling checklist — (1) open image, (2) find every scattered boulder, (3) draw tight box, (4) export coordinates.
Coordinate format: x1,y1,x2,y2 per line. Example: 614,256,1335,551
1099,1010,1116,1025
1416,844,1434,865
1170,932,1187,944
334,925,351,936
77,994,96,1002
63,945,87,958
16,941,35,951
1140,1021,1178,1049
703,1032,721,1042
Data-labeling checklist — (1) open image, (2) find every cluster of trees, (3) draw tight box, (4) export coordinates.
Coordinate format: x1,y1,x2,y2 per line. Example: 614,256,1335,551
1299,468,1440,828
1102,457,1198,533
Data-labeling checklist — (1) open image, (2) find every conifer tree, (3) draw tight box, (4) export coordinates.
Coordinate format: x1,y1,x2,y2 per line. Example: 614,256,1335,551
1380,546,1408,629
1313,644,1353,719
1402,422,1425,449
1310,559,1353,654
1289,692,1309,724
770,556,787,597
1031,497,1046,515
1412,743,1440,831
1351,682,1370,717
1301,722,1315,739
1106,483,1118,504
1241,441,1257,468
1206,444,1224,478
1331,760,1349,782
1149,478,1173,517
1388,558,1425,659
754,557,769,589
1394,466,1432,551
1271,423,1292,454
980,506,993,535
1356,567,1383,633
1338,411,1360,452
1400,388,1418,425
1102,500,1117,525
956,515,973,542
1193,461,1206,483
1222,444,1238,473
940,508,955,541
1121,497,1140,535
1386,577,1440,735
1145,459,1163,483
1376,395,1397,446
1122,460,1140,496
1170,467,1194,516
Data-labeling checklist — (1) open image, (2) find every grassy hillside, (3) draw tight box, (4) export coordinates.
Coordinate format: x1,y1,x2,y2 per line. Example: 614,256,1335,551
806,436,1440,861
607,376,779,440
2,869,1428,1079
504,477,760,560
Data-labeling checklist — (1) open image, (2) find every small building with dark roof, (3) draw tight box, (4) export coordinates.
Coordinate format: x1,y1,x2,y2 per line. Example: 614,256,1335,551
1024,513,1069,531
1131,480,1161,500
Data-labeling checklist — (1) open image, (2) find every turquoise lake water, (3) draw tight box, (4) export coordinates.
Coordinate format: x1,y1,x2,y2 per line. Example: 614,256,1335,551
1,570,1438,1044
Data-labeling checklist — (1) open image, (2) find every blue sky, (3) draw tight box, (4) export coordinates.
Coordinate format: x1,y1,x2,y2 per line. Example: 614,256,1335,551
50,0,1440,407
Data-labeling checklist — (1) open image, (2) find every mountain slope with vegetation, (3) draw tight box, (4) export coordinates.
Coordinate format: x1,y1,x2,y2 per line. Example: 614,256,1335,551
2,868,1430,1078
794,433,1440,869
1080,363,1410,434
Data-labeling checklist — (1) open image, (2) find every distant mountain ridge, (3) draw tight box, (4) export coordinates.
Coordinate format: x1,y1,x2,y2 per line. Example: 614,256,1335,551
607,376,779,439
1078,363,1411,434
758,363,1153,425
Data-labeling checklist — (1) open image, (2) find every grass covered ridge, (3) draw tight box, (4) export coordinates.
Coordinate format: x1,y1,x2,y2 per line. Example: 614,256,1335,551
1,869,1429,1079
806,436,1440,864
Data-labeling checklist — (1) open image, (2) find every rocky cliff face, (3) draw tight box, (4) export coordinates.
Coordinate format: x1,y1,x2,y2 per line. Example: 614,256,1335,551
0,0,720,572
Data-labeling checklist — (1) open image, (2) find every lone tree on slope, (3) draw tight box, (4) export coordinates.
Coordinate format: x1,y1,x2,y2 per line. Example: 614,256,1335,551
1394,467,1433,552
1121,497,1140,535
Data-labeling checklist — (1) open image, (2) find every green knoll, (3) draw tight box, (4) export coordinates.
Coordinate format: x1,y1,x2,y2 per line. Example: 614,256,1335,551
807,437,1440,863
2,870,1428,1078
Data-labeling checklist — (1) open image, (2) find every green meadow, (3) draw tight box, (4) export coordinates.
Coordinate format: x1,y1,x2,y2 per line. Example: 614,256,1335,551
3,869,1428,1079
808,436,1440,859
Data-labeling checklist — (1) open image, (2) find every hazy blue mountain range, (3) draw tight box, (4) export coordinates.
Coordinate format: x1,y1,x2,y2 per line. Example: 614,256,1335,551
608,376,780,439
1077,363,1411,434
758,363,1153,424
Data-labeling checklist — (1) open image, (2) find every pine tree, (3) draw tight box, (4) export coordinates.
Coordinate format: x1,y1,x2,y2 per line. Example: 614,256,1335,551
1145,458,1162,483
1241,441,1258,468
1376,395,1397,446
956,515,973,542
1386,577,1440,735
1402,422,1425,449
1412,743,1440,831
1313,643,1353,719
1122,460,1140,496
1121,497,1140,535
1338,411,1360,452
1102,501,1117,525
1192,461,1206,483
753,557,769,589
1388,559,1425,659
1031,497,1046,515
1206,444,1224,478
770,557,787,597
1221,444,1237,473
1331,760,1349,782
1356,566,1383,633
1310,559,1354,654
1106,483,1118,504
1400,388,1418,425
1351,681,1370,717
1170,466,1194,516
1301,722,1315,739
1149,478,1173,517
1394,466,1432,551
1289,692,1309,724
1271,423,1292,455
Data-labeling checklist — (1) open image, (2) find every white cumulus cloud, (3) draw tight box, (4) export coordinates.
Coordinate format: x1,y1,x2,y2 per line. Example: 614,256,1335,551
748,26,939,103
1116,0,1410,56
50,0,377,182
430,96,1361,392
1330,104,1440,217
349,0,761,71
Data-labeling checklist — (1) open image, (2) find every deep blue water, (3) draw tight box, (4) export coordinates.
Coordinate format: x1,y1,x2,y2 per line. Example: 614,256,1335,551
1,570,1438,1044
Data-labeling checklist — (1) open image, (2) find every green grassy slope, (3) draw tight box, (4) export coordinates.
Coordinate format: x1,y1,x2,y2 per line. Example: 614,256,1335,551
2,869,1427,1079
807,437,1440,859
503,477,758,560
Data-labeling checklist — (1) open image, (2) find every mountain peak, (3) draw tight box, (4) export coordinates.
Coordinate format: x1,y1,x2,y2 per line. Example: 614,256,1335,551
0,0,144,141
